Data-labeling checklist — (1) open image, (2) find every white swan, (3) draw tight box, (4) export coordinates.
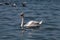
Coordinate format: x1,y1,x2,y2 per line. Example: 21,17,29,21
20,12,43,28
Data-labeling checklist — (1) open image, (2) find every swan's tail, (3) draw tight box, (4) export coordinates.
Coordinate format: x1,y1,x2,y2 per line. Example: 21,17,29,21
39,20,43,24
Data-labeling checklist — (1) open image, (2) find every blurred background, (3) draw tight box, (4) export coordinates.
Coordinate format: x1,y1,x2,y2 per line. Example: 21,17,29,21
0,0,60,40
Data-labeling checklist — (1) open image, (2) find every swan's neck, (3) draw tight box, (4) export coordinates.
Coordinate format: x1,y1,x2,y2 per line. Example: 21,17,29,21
21,17,24,27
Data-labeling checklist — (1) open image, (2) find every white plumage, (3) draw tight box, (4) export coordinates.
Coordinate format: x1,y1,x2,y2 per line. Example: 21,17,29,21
20,12,43,28
24,20,42,27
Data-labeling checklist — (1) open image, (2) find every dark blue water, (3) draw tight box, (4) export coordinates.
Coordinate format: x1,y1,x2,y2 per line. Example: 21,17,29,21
0,0,60,40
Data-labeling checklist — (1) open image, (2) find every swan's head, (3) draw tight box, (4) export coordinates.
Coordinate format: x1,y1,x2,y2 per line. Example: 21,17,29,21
20,12,24,18
22,2,27,7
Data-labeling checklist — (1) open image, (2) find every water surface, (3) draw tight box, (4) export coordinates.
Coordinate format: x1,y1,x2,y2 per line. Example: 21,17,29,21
0,0,60,40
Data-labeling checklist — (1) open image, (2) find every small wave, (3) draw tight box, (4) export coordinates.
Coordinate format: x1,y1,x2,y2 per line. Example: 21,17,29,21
44,27,60,31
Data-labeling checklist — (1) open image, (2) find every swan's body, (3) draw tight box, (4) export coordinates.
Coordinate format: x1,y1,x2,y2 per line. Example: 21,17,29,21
24,20,42,28
20,13,43,28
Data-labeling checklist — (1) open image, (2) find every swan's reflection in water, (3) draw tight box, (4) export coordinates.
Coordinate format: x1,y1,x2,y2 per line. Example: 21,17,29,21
19,27,40,40
19,29,26,40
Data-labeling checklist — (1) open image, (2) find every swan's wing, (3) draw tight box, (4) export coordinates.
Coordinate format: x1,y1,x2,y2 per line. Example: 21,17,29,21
24,21,39,27
24,21,34,26
24,20,43,28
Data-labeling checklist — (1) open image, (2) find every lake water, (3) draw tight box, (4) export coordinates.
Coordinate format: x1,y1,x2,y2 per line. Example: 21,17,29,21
0,0,60,40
